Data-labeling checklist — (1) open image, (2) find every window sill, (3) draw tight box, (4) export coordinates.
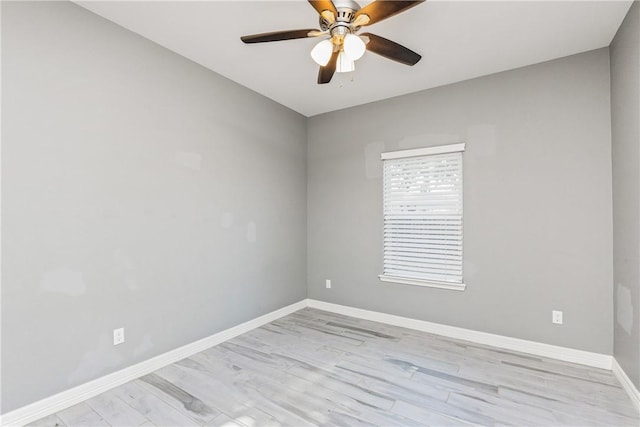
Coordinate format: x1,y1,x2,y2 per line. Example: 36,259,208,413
378,275,466,291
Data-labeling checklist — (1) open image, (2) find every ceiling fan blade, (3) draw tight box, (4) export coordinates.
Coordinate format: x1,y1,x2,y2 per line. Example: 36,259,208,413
241,29,321,44
308,1,338,23
307,30,329,37
353,1,424,26
362,33,421,66
317,49,339,84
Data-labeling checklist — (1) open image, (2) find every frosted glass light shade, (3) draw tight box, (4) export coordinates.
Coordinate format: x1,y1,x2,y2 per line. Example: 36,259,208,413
336,51,355,73
310,40,333,66
343,34,366,61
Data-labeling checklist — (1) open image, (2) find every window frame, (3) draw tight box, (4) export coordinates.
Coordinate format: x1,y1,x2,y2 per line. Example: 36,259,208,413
378,143,466,291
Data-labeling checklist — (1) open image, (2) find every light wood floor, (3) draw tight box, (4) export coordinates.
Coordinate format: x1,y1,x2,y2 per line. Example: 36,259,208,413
30,308,639,427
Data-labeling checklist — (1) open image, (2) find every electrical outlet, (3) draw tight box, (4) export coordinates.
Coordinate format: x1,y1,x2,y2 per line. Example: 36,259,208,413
113,328,125,345
325,279,331,289
552,310,563,325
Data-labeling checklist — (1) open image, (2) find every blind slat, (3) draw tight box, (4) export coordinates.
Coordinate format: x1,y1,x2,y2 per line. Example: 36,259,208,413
384,247,462,256
384,269,461,283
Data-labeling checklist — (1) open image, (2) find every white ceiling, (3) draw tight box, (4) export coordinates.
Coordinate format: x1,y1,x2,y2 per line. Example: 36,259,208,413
75,0,632,117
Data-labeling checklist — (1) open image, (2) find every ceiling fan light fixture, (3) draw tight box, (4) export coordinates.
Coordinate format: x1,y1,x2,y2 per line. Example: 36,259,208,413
343,33,366,61
336,51,355,73
310,39,333,66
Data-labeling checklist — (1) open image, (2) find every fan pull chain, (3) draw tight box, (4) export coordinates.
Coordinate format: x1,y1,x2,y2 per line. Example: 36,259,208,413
338,72,356,88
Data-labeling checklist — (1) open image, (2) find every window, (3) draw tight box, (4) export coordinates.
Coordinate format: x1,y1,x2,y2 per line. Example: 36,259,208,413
379,143,465,291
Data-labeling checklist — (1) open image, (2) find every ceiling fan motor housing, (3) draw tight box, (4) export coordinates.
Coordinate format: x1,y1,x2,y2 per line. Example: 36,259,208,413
319,0,361,39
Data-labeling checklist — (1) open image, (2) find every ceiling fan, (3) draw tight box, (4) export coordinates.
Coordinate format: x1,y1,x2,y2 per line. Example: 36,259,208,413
240,0,425,84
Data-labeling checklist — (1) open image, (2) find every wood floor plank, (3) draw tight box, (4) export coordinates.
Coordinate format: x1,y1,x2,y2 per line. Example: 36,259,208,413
391,399,475,426
203,413,244,427
31,308,639,427
498,384,640,424
137,372,220,424
85,392,149,426
25,413,67,427
156,362,290,426
106,381,201,427
55,402,109,427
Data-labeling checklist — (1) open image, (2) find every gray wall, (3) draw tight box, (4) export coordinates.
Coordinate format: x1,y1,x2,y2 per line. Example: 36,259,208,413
1,1,307,412
308,49,614,355
611,1,640,389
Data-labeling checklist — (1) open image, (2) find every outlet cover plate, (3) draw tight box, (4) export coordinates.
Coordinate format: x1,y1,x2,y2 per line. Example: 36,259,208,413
552,310,563,325
113,328,125,345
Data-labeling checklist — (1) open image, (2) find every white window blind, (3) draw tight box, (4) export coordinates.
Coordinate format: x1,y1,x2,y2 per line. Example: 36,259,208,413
379,144,465,290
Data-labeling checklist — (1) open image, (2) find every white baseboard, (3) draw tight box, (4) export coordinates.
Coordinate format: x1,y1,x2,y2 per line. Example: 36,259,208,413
306,299,613,370
612,358,640,411
0,300,307,427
